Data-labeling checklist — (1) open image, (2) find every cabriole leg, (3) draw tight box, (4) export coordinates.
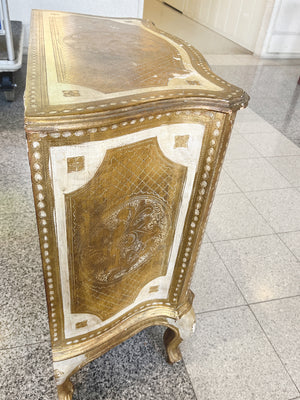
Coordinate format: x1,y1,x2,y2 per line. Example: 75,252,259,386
164,307,196,364
53,354,86,400
57,378,74,400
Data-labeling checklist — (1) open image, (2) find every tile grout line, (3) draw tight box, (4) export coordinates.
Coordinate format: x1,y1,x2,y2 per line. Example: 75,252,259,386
222,164,293,192
206,176,300,302
244,106,300,135
248,294,300,306
262,156,298,187
224,134,299,189
180,358,200,400
0,339,51,352
266,155,300,159
264,155,300,187
243,186,299,193
237,106,300,152
215,159,279,238
195,304,248,316
208,229,300,244
198,241,300,395
248,305,300,395
241,132,300,159
194,294,300,316
210,241,249,305
223,138,299,189
221,155,300,255
209,241,300,393
275,232,300,264
242,189,300,261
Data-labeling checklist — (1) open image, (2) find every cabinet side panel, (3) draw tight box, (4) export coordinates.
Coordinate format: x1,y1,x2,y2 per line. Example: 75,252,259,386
66,138,187,320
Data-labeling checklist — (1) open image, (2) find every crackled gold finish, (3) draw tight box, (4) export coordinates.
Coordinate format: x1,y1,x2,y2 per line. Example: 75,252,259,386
25,10,248,400
66,138,186,320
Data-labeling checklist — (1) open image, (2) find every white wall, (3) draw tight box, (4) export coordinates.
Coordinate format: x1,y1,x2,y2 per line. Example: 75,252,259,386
8,0,144,48
259,0,300,58
183,0,268,52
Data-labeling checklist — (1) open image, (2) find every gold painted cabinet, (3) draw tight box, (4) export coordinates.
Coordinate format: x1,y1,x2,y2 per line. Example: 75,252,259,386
24,10,248,400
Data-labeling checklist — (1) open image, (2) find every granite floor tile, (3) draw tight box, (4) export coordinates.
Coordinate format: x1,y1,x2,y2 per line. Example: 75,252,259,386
234,120,278,135
0,342,58,400
246,188,300,233
206,193,273,242
76,326,196,400
215,235,300,303
215,169,240,195
251,297,300,391
224,158,290,192
261,113,300,142
0,145,30,170
0,127,27,145
267,156,300,187
224,135,261,160
0,185,35,214
234,108,266,123
0,221,48,347
278,231,300,260
191,243,245,313
243,132,300,157
281,118,300,148
181,306,298,400
0,271,50,348
0,169,32,193
0,211,38,242
201,232,210,243
212,64,300,146
0,217,40,271
0,143,28,163
248,97,297,118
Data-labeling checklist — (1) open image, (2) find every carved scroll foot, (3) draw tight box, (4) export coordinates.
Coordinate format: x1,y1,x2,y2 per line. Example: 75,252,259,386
164,307,196,364
164,327,183,363
54,354,86,400
57,378,74,400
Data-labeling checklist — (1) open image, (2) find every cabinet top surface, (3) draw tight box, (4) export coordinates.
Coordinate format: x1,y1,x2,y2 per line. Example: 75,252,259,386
24,10,248,121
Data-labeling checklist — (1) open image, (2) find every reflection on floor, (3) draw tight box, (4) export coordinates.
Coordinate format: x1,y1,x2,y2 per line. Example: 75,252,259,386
0,4,300,399
143,0,251,55
144,0,300,147
212,63,300,147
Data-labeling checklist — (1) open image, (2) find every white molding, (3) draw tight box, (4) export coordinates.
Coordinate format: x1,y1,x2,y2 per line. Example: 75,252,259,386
259,0,300,58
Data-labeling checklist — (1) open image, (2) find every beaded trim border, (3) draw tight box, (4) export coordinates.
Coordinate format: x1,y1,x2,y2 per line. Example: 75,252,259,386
171,115,224,302
26,15,246,117
28,109,228,347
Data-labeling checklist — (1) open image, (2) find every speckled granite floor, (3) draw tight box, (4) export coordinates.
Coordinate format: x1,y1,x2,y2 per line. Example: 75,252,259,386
1,15,300,400
212,64,300,147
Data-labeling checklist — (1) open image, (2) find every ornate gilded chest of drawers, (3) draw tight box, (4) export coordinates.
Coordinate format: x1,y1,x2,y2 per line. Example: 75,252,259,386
24,9,248,399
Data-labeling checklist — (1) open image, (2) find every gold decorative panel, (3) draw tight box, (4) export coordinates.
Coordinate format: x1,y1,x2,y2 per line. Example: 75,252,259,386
67,156,85,173
66,138,186,320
